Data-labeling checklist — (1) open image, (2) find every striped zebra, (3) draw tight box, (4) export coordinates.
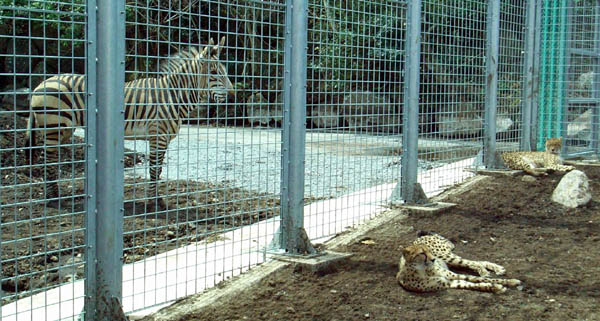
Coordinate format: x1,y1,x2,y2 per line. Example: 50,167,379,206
27,37,234,209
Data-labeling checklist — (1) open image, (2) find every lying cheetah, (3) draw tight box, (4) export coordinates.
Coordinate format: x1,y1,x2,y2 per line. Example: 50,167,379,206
413,231,505,277
396,232,521,293
501,137,574,176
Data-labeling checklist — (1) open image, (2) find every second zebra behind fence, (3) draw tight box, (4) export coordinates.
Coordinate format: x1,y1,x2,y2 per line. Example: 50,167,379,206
27,36,235,210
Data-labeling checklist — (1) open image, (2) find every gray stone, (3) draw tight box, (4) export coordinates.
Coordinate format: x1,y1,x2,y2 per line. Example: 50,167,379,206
551,170,592,208
245,92,282,127
187,104,211,122
567,108,592,142
575,71,594,96
438,102,513,137
521,175,537,183
310,104,342,128
341,91,400,133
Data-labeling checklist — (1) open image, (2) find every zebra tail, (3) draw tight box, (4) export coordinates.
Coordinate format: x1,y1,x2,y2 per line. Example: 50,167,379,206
25,113,37,163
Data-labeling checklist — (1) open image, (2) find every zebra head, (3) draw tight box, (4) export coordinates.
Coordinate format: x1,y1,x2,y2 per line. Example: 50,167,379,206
200,36,235,104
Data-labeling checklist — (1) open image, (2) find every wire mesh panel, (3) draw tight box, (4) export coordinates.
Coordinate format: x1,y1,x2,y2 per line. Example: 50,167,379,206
548,0,600,157
417,0,488,194
497,0,527,150
304,0,405,239
120,0,285,312
0,1,88,320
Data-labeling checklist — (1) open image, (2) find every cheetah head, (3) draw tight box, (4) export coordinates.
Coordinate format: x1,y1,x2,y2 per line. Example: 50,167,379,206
545,137,562,154
401,243,435,268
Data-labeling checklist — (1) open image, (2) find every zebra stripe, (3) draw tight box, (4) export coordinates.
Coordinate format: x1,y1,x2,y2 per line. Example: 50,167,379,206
28,37,234,209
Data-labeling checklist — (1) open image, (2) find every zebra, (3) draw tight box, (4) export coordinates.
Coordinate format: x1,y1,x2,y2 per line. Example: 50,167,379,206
27,36,234,209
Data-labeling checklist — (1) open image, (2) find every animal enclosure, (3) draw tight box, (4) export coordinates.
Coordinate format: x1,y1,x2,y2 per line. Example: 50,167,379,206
0,0,598,320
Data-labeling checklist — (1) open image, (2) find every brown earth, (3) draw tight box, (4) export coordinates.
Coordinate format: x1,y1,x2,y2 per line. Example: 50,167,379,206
162,166,600,321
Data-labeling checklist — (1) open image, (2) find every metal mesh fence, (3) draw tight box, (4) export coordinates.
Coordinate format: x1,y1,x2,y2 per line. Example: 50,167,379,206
304,0,405,240
539,0,600,157
497,0,526,149
0,1,88,320
119,0,285,312
417,0,488,193
0,0,597,319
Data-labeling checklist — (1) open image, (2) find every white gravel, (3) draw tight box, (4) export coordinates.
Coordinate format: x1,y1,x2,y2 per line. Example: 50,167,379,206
78,126,441,198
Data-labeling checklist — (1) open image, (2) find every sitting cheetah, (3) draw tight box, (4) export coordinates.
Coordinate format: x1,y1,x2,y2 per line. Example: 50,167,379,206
501,137,574,176
396,232,521,293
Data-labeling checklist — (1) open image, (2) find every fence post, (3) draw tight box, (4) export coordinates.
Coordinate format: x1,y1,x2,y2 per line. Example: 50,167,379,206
90,0,126,318
84,0,98,318
277,0,315,255
592,1,600,154
400,0,421,203
484,0,500,168
530,0,543,150
521,0,539,151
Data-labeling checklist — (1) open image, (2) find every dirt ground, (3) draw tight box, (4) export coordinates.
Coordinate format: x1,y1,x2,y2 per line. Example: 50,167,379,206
0,113,281,304
164,165,600,321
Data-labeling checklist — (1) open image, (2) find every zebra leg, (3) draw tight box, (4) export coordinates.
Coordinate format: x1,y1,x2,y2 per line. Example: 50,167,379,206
41,126,74,208
148,139,168,210
44,147,61,208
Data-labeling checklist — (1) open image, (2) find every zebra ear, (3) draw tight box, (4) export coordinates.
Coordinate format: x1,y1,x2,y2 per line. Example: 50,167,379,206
214,36,226,56
200,43,211,59
208,37,215,46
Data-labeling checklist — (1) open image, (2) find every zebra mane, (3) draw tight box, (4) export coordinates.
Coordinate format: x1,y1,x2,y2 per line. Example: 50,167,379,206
158,47,202,74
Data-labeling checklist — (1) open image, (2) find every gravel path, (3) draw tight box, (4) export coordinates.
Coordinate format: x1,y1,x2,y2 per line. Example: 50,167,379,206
78,126,440,198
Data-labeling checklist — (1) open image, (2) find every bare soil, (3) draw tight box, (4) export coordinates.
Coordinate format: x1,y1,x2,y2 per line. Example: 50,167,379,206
0,113,281,304
166,166,600,321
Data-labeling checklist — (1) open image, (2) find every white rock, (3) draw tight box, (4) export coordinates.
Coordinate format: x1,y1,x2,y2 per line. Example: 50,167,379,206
567,108,592,142
551,170,592,208
245,92,282,127
521,175,537,183
437,102,513,137
310,105,342,128
341,91,400,133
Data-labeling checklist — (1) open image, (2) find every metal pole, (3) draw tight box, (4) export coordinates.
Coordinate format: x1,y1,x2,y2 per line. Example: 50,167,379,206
84,0,98,318
538,1,551,150
530,0,543,150
521,0,538,151
592,1,600,154
560,1,573,155
399,0,421,203
484,0,500,168
94,0,126,318
557,0,568,142
278,0,314,255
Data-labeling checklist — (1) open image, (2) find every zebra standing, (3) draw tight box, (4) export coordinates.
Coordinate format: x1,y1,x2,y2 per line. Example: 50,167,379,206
27,37,234,209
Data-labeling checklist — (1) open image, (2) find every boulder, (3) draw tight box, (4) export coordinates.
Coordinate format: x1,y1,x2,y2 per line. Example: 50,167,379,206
551,170,592,208
187,104,211,123
437,102,514,137
341,91,400,133
575,71,594,97
245,92,282,127
567,108,592,143
310,105,342,128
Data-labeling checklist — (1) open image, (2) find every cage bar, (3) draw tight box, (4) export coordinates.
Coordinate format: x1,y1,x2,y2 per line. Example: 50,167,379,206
94,0,126,317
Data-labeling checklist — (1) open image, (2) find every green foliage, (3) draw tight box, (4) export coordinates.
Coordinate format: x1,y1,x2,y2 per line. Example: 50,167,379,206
308,0,405,92
0,0,86,51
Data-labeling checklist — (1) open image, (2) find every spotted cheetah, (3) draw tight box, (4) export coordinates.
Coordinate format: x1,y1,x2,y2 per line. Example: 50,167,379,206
501,137,574,176
396,232,521,293
412,231,505,277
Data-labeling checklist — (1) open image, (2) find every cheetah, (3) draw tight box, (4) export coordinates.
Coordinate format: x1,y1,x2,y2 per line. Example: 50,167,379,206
396,232,521,293
501,137,574,176
412,231,505,277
